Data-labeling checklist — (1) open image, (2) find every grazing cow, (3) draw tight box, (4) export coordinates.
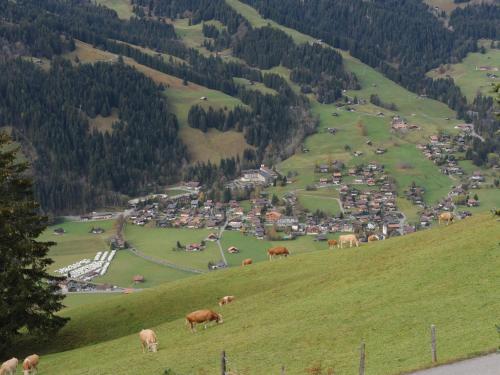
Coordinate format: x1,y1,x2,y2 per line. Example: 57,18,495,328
267,246,290,260
368,234,379,242
22,355,39,375
328,239,338,249
241,258,252,266
186,309,223,332
338,234,359,248
218,295,235,306
0,358,18,375
438,212,454,225
139,329,158,353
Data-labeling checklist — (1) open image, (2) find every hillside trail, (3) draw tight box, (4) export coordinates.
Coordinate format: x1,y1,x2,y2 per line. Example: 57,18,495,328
407,353,500,375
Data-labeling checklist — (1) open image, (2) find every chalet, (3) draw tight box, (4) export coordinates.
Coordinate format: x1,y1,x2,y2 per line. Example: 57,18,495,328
467,199,479,207
375,148,387,155
200,96,208,100
319,177,329,184
186,243,203,252
241,164,278,185
227,246,239,254
53,227,65,235
90,227,105,234
277,216,299,229
470,171,485,182
206,233,218,241
266,211,282,223
318,164,329,173
327,127,337,134
133,275,145,283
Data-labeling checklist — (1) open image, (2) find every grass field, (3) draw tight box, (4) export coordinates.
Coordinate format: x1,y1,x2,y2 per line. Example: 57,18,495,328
427,43,500,101
424,0,496,13
95,250,193,288
88,108,119,133
95,0,133,20
225,0,315,45
39,220,115,273
124,226,224,271
16,214,500,374
234,77,278,95
295,188,341,215
62,293,124,310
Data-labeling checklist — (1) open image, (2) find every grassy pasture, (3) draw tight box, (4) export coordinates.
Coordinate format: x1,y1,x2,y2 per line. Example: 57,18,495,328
95,0,133,20
424,0,496,13
295,188,341,215
88,108,119,133
427,43,500,102
234,77,278,95
225,0,315,45
124,226,224,271
18,214,500,375
39,219,115,273
95,250,193,288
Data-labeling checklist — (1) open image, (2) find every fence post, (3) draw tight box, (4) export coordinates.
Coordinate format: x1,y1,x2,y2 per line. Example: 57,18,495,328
431,324,437,363
221,350,227,375
281,365,286,375
359,341,366,375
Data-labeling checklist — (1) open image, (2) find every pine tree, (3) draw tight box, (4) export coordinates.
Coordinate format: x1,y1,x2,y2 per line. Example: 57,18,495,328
0,133,68,355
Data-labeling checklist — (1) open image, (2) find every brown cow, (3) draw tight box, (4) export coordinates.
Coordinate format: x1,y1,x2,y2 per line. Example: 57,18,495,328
186,309,223,332
0,358,18,375
22,355,39,375
241,258,252,266
328,239,338,248
139,329,158,353
367,234,379,242
267,246,290,260
218,295,235,306
338,234,359,248
438,212,454,225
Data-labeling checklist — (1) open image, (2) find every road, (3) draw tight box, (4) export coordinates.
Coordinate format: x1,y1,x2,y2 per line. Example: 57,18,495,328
407,353,500,375
128,248,205,274
216,217,229,266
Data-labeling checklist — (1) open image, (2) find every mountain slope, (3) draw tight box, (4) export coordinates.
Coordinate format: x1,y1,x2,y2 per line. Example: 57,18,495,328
16,214,500,374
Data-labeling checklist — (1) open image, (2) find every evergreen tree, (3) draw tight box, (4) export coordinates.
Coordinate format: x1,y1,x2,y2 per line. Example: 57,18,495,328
0,133,67,355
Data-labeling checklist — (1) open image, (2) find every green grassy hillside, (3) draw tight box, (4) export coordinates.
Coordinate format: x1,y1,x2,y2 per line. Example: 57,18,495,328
427,42,500,101
16,214,500,375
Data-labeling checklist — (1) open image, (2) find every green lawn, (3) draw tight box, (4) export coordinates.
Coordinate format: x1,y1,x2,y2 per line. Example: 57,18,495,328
296,188,341,215
124,226,224,271
62,293,124,310
17,214,500,375
427,43,500,102
95,0,133,20
95,250,193,288
234,77,278,95
225,0,315,45
40,219,115,273
458,188,500,214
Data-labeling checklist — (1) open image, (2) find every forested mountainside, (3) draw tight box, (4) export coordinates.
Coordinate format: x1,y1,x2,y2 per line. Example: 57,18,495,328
0,0,498,213
0,58,186,212
239,0,494,114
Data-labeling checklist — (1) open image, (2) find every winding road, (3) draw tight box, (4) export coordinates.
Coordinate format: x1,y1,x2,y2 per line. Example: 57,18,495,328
407,353,500,375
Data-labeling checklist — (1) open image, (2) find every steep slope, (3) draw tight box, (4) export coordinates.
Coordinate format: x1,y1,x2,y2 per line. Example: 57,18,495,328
15,214,500,374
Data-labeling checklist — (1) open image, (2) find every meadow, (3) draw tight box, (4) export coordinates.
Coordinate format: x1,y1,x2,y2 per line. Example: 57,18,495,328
95,0,133,20
427,43,500,101
40,219,115,273
17,214,500,375
124,225,223,271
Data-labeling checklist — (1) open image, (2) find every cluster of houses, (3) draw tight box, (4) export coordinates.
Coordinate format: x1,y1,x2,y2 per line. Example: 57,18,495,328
404,184,425,208
391,115,420,132
417,133,467,176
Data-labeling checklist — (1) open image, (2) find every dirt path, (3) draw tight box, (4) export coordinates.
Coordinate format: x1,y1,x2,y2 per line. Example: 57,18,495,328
127,248,205,274
407,353,500,375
